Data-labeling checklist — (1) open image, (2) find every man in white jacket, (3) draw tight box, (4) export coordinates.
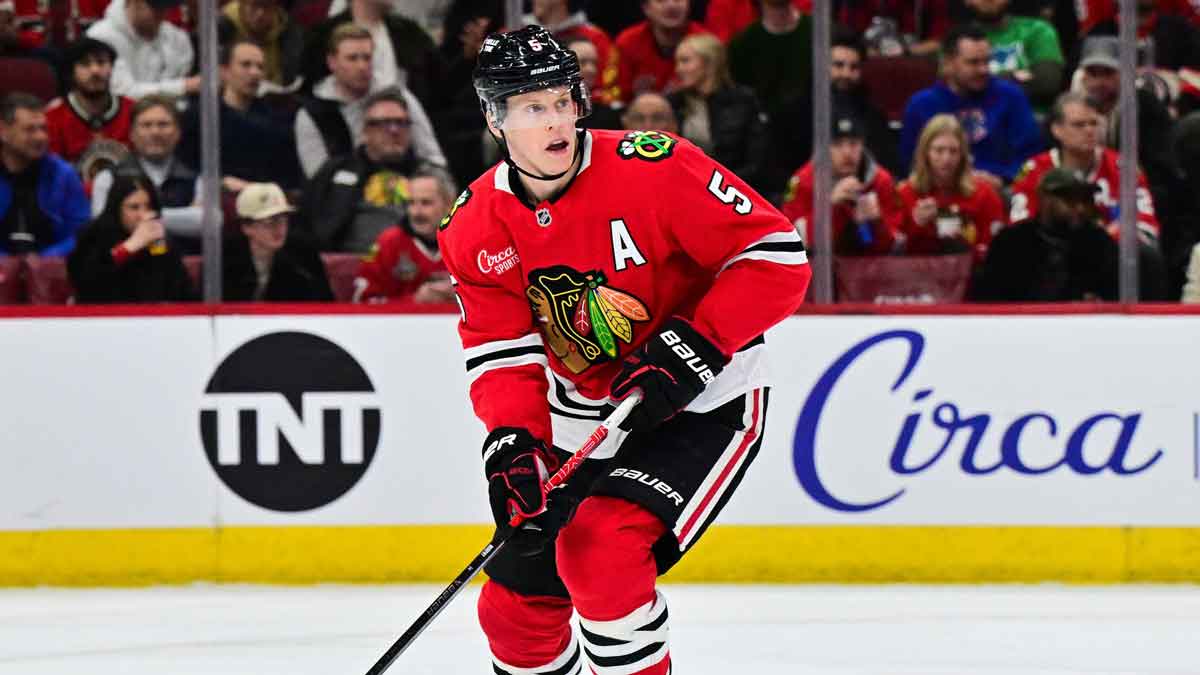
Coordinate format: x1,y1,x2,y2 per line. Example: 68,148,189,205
87,0,199,99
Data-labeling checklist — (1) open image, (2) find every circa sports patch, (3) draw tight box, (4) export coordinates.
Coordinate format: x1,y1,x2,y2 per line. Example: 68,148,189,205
617,130,678,162
439,187,472,231
525,265,651,373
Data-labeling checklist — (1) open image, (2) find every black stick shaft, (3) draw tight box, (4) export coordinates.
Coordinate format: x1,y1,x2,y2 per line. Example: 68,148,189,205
364,539,506,675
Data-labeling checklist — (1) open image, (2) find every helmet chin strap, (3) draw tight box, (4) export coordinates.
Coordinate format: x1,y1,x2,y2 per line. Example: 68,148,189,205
494,128,583,183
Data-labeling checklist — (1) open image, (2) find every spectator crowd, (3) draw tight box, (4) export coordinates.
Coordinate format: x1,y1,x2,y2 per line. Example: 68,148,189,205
4,0,1200,304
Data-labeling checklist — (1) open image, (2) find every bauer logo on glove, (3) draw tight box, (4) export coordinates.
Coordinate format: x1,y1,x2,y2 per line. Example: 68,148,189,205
610,317,727,432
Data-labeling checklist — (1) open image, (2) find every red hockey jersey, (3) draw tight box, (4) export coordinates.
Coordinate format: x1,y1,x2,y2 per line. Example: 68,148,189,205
1009,148,1159,240
895,177,1006,259
45,93,133,165
438,130,810,450
780,160,902,255
352,225,446,303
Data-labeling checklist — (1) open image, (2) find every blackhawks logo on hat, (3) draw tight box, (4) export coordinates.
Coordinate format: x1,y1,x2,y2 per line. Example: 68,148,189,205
526,266,651,374
617,130,677,162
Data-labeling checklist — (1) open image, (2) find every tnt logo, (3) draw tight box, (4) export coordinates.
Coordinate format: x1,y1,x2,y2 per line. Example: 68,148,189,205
199,332,381,512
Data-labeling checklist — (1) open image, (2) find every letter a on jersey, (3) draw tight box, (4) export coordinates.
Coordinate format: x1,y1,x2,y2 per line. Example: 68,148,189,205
610,219,647,271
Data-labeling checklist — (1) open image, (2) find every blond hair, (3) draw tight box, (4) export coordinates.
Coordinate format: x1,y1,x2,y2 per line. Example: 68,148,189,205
678,33,732,92
909,114,975,196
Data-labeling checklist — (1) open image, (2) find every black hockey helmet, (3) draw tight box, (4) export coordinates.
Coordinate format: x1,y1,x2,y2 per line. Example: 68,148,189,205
473,25,591,126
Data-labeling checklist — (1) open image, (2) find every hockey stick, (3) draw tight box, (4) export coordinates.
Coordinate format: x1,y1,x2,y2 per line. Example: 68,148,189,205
364,393,641,675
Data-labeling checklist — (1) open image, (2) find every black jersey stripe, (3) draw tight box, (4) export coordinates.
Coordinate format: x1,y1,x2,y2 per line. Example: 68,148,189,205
550,404,603,421
636,605,670,632
465,344,546,372
741,240,807,254
583,642,666,668
579,624,630,647
552,375,610,413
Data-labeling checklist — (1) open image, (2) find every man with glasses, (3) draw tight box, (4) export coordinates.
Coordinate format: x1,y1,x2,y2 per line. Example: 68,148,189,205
223,182,333,302
299,87,428,252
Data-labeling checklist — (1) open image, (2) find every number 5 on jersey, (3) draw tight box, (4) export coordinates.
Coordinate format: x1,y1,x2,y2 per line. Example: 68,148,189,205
707,169,752,216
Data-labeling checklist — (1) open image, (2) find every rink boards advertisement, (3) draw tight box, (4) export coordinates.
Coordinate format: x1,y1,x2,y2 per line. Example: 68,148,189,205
2,311,1199,584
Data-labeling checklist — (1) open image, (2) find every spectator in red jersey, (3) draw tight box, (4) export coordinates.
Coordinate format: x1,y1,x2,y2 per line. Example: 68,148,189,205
668,32,770,190
614,0,711,102
219,0,308,92
781,113,902,255
525,0,620,105
621,91,680,133
1010,92,1160,242
45,38,135,178
222,181,333,302
68,173,195,303
896,114,1006,260
352,166,453,304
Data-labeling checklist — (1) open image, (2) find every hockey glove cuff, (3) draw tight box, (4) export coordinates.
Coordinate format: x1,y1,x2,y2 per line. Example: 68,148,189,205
610,317,727,432
483,427,562,546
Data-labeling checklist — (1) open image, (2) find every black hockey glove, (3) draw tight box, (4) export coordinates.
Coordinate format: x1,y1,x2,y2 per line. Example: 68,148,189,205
483,427,573,553
610,317,727,433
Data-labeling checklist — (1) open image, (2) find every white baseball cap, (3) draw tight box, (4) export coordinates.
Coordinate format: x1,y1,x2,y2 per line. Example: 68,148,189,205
236,183,295,221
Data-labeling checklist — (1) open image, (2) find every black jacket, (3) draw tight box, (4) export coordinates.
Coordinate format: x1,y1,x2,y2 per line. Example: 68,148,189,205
68,225,195,304
221,234,334,302
300,11,444,110
180,97,302,190
297,146,418,251
974,218,1119,302
669,85,770,192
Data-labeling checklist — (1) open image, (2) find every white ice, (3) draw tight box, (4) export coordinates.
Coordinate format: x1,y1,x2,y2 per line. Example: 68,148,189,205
1,584,1198,674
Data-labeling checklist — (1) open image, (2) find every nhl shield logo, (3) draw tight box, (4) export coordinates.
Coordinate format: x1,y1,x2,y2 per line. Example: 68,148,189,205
536,207,552,227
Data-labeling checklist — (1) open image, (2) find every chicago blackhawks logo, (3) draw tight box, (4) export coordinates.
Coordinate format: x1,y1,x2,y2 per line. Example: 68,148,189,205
526,266,651,374
617,131,677,162
439,187,472,231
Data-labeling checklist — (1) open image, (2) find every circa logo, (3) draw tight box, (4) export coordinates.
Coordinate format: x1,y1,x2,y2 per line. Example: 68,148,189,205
478,247,520,275
199,332,381,512
792,330,1163,513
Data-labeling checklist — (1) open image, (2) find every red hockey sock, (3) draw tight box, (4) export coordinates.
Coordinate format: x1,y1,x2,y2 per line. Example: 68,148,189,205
477,580,578,673
557,496,671,674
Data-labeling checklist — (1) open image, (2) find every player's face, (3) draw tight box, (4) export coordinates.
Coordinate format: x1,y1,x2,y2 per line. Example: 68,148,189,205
674,44,707,92
73,53,113,97
569,41,599,88
830,137,863,176
830,46,861,92
495,88,579,176
1052,102,1101,155
120,189,154,231
643,0,689,30
0,108,49,164
223,44,265,100
406,176,449,239
328,38,374,98
242,214,289,252
927,133,963,184
130,105,180,162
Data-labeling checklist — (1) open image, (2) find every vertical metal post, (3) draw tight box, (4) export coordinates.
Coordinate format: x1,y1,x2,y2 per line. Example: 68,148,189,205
1117,0,1140,303
811,0,834,303
198,0,223,303
505,0,523,30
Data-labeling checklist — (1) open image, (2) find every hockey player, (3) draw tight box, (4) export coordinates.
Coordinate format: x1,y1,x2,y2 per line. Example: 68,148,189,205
437,26,810,675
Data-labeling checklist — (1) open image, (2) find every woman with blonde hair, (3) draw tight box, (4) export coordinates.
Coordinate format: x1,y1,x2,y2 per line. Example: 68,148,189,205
896,113,1006,259
668,32,770,190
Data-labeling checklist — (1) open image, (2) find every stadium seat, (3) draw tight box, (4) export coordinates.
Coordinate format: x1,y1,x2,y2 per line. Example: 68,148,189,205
25,255,74,304
182,255,203,292
320,252,361,302
0,256,25,304
861,56,939,123
0,57,60,102
836,253,973,303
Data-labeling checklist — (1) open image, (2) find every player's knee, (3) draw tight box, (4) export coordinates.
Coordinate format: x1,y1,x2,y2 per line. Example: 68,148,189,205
477,581,574,669
557,497,665,618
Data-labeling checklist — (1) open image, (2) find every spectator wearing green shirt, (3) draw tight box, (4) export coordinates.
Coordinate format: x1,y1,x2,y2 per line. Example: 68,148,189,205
967,0,1065,112
728,0,811,117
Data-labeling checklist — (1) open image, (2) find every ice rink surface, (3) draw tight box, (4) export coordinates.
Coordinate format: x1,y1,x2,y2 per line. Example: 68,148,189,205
2,584,1198,674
